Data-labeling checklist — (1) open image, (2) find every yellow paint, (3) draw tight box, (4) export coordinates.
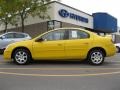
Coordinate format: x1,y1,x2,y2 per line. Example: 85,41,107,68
3,28,116,61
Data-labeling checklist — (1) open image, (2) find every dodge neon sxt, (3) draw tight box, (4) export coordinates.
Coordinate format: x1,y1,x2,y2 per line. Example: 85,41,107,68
4,28,116,65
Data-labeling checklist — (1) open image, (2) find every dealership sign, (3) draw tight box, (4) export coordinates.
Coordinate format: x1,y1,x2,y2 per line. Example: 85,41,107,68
58,9,88,23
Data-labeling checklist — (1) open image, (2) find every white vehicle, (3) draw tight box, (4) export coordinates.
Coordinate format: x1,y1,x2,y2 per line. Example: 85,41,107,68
0,32,31,53
114,43,120,53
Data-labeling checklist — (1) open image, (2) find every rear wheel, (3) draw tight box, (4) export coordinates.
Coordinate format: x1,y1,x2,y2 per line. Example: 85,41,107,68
87,50,105,65
13,49,31,65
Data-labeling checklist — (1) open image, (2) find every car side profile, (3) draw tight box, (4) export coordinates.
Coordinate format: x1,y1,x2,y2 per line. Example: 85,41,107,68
0,32,31,54
4,28,116,65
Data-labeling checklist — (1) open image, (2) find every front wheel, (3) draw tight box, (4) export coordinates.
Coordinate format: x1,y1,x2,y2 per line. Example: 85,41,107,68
87,50,105,65
13,49,31,65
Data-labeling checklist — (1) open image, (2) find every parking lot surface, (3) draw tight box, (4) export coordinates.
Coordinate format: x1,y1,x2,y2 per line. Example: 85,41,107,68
0,54,120,90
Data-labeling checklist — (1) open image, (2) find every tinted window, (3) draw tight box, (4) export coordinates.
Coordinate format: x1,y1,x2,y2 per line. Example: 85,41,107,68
42,30,65,41
4,33,14,38
69,30,89,39
14,33,25,38
77,30,89,39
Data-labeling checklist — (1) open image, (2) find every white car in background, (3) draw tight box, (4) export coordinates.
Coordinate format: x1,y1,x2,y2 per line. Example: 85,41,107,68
0,32,31,54
114,43,120,53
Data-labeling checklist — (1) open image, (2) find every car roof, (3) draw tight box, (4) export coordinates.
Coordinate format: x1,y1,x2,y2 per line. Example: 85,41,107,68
34,27,98,40
3,32,30,35
5,32,27,34
49,28,96,35
0,32,30,37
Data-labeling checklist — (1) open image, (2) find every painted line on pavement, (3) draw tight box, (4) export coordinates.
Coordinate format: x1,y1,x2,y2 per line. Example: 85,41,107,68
0,62,5,64
0,67,120,70
0,67,120,77
0,71,120,77
110,61,120,63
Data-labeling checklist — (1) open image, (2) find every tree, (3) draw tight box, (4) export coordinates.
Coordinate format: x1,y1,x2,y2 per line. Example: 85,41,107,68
16,0,51,32
0,0,17,32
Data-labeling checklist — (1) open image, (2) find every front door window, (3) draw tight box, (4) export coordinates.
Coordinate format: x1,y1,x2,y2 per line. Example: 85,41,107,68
41,30,66,41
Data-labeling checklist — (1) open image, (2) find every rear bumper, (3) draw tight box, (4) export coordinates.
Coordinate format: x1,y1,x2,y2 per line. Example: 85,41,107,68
106,45,116,57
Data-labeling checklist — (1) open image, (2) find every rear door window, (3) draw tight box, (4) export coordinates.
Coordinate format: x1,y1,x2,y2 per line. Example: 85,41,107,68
14,33,25,38
69,29,90,39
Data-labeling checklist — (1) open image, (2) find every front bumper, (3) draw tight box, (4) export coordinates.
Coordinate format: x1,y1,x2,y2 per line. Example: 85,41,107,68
3,50,12,61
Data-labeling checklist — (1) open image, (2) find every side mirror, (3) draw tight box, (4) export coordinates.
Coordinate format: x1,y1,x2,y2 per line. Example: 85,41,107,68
35,38,44,42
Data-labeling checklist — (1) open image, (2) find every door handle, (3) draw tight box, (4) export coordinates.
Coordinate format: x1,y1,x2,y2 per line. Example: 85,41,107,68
58,44,62,46
84,43,89,44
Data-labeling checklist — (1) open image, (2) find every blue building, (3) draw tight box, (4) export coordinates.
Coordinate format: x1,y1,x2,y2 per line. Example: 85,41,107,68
93,13,117,33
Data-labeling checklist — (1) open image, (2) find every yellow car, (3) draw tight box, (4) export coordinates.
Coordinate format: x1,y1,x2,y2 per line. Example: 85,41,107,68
4,28,116,65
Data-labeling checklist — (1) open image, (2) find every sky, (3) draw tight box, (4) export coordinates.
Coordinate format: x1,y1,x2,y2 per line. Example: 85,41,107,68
61,0,120,26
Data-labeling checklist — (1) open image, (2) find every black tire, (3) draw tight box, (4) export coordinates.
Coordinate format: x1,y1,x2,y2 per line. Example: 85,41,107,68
0,49,5,54
13,49,31,65
87,50,105,65
116,46,120,53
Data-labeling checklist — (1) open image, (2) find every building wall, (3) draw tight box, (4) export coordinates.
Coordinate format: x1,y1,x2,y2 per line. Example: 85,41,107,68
0,21,86,37
62,22,80,28
23,22,48,38
0,1,117,35
0,1,93,32
53,2,93,29
114,35,120,43
116,27,120,34
0,22,47,38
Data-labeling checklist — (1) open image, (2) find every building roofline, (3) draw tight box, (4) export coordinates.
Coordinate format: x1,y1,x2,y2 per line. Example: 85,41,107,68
92,12,117,20
47,1,92,17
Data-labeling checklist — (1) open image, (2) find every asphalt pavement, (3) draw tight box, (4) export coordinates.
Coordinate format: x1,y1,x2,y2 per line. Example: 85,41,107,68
0,54,120,90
